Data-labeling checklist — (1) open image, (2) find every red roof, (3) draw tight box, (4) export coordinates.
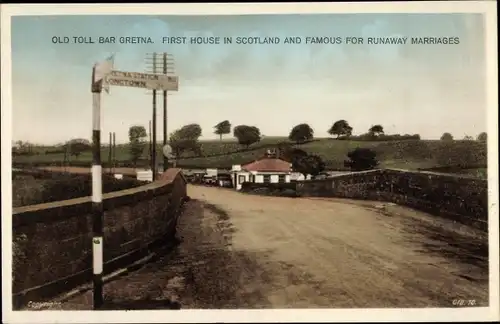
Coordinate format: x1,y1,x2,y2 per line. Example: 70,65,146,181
242,158,291,173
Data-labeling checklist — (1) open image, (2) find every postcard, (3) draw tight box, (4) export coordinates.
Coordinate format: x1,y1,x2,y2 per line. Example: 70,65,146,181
1,2,498,323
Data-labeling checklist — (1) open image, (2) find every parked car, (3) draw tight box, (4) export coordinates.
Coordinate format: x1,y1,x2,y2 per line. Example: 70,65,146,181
217,174,233,188
203,175,218,186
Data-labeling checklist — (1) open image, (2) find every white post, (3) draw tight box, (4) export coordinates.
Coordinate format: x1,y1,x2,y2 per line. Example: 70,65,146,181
91,66,104,309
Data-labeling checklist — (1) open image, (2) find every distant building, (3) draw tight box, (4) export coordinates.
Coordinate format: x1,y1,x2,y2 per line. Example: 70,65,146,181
231,150,293,190
136,169,153,182
290,172,312,181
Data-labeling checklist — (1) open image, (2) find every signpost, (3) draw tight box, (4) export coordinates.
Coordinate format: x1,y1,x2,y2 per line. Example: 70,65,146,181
90,55,178,310
163,144,173,159
90,54,114,310
105,71,179,91
163,144,177,168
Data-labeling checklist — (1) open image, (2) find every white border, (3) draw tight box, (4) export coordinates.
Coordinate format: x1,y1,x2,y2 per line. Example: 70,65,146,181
1,2,498,323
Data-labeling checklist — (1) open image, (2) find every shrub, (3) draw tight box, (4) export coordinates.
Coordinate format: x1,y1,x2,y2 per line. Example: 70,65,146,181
344,148,379,171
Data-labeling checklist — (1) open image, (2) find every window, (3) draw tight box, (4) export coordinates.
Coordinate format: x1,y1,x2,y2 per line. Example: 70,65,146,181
263,175,271,183
278,175,286,183
238,175,246,184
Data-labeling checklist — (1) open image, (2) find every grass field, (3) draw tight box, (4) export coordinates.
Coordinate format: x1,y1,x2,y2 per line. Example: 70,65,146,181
13,137,488,176
12,171,144,207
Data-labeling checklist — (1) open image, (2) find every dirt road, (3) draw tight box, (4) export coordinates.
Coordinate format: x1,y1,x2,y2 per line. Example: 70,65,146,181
51,184,488,309
182,185,489,308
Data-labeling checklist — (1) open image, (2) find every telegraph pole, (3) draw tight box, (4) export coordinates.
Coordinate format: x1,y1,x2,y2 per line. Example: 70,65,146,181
148,120,152,170
162,53,168,172
108,132,112,174
152,68,157,181
145,52,175,173
112,132,116,173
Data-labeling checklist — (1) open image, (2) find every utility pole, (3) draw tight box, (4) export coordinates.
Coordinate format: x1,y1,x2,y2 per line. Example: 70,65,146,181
148,120,152,170
112,132,116,173
108,132,112,174
145,52,175,174
162,53,168,172
152,64,157,181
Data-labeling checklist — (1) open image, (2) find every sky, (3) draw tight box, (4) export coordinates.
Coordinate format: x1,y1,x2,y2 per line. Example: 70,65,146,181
11,13,487,145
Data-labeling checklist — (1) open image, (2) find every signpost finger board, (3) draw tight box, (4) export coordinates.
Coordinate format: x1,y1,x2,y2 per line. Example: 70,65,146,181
105,70,179,91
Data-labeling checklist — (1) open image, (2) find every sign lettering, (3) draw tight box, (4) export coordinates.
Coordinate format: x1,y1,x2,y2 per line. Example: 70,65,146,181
104,70,179,91
107,79,148,88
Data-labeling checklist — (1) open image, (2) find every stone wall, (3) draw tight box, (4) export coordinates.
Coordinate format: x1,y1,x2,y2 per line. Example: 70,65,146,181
12,168,187,309
296,169,488,230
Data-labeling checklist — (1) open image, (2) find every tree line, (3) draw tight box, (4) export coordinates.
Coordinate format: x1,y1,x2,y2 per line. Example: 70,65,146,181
12,119,488,169
12,139,92,158
441,132,487,142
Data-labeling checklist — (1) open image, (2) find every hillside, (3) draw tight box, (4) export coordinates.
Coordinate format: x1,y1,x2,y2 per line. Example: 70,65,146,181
13,137,487,176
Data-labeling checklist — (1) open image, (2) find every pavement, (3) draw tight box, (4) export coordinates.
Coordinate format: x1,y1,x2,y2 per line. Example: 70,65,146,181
32,185,489,310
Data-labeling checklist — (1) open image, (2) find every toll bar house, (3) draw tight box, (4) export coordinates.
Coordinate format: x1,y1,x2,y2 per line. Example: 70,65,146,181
231,152,293,191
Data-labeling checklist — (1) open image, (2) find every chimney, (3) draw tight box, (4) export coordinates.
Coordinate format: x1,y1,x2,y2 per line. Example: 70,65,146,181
266,149,277,158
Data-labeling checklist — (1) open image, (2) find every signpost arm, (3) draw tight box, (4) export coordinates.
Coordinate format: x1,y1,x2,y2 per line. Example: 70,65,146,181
91,66,104,310
163,52,168,172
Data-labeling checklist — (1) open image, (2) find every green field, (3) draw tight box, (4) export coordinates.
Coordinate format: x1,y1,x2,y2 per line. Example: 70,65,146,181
13,137,488,177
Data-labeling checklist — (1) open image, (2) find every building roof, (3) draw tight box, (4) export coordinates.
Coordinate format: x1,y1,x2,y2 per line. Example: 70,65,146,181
242,158,292,173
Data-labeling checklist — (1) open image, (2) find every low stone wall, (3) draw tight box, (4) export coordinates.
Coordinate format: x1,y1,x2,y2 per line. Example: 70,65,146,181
12,168,187,309
296,169,488,230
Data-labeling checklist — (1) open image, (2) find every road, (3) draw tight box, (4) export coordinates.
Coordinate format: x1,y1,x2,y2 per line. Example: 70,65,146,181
44,184,488,309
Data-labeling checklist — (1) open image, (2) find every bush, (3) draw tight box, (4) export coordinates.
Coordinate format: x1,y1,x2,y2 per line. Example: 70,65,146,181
344,148,379,171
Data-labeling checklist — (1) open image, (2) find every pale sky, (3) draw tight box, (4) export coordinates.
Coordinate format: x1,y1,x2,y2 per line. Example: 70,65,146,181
11,13,487,145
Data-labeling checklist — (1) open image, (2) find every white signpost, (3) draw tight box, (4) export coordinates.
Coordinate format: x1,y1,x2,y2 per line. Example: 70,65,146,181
163,144,175,169
104,70,179,91
162,144,173,158
90,55,178,310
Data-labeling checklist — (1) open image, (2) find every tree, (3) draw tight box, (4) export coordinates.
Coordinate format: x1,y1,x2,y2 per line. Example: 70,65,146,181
214,120,231,142
369,124,384,137
169,123,203,158
169,129,201,158
65,138,91,159
477,132,487,142
344,148,379,171
292,154,325,178
463,135,474,141
280,147,308,162
128,125,147,167
178,123,202,140
328,120,353,139
13,140,35,155
233,125,261,148
440,132,454,141
14,140,24,149
288,123,314,144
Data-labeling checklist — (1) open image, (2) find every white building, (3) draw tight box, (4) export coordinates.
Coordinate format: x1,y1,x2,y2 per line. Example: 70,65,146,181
136,169,153,182
290,172,312,181
231,157,293,190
